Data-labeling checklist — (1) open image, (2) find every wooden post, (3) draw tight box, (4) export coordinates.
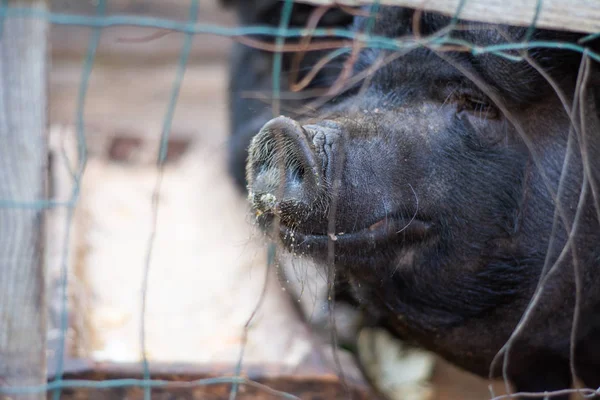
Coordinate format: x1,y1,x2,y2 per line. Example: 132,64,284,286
298,0,600,34
0,0,49,399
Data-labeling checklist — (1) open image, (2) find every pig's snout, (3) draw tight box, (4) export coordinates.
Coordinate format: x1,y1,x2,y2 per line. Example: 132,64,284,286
246,116,337,229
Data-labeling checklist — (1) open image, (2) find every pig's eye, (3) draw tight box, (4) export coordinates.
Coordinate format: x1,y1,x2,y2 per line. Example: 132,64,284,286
455,94,500,119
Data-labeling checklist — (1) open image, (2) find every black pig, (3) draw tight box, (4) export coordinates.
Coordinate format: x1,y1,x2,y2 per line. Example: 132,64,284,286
223,2,600,398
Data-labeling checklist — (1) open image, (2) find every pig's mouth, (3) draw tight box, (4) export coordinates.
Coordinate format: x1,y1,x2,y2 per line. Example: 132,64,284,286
254,207,433,260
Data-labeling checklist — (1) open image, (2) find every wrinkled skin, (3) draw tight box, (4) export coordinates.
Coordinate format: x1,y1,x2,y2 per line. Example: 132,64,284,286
222,2,600,398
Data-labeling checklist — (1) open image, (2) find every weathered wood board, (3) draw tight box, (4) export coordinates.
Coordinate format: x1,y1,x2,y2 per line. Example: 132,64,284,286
299,0,600,34
51,361,377,400
0,1,49,399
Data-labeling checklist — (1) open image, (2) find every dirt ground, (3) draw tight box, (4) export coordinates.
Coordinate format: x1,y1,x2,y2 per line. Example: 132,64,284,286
46,1,513,399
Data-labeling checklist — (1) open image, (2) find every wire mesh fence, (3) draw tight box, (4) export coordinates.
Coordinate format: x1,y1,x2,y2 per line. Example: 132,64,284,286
0,0,600,399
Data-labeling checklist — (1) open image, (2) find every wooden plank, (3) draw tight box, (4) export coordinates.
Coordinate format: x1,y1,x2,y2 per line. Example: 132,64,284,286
51,360,380,400
49,0,235,63
0,0,49,399
297,0,600,34
49,359,370,384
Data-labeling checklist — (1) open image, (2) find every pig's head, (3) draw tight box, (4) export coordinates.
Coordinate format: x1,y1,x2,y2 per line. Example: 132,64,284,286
244,7,600,389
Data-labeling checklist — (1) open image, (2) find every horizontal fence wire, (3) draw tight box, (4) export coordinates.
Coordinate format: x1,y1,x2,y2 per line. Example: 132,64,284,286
0,0,598,399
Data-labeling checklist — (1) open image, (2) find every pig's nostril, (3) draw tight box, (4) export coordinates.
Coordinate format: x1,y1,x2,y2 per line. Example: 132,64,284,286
287,160,306,183
247,116,322,214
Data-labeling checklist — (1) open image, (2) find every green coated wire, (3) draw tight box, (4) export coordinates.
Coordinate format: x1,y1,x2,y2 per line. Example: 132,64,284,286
139,2,200,400
0,7,595,63
0,377,300,399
